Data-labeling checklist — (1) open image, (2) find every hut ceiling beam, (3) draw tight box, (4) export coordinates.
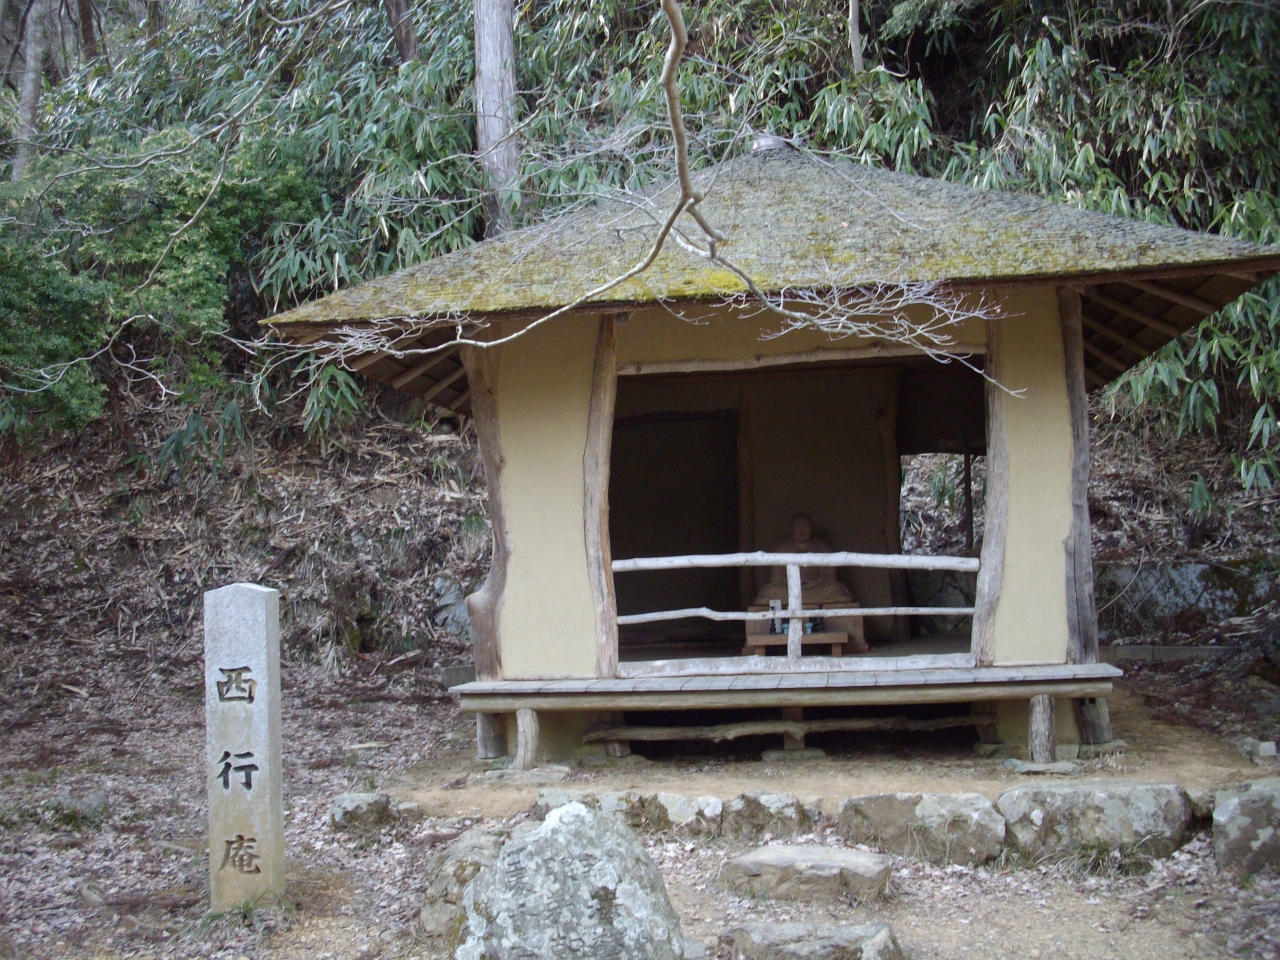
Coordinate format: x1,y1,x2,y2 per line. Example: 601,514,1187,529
1079,289,1184,339
1082,340,1128,372
349,350,387,372
1128,279,1218,315
391,344,461,390
1081,316,1151,359
420,364,467,403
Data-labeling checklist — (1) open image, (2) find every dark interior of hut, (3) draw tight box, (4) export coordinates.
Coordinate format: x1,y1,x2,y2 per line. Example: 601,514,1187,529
608,358,986,665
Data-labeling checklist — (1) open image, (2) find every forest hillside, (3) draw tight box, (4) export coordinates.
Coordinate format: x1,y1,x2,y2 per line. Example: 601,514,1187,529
1,0,1278,678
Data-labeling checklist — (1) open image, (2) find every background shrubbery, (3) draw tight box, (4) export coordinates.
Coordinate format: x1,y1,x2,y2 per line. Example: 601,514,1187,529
0,0,1277,497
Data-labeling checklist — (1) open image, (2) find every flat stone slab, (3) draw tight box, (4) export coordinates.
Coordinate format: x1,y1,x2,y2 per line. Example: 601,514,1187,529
996,781,1192,858
477,766,571,785
1005,760,1082,776
721,845,892,902
1213,777,1280,878
761,748,827,762
838,792,1005,865
720,922,905,960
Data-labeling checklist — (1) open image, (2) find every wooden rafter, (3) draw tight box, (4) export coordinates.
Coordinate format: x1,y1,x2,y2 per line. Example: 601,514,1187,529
1085,366,1107,388
390,344,461,390
1081,316,1151,359
420,364,467,403
349,351,387,372
1078,289,1183,338
1082,340,1127,372
444,389,471,412
1128,279,1218,315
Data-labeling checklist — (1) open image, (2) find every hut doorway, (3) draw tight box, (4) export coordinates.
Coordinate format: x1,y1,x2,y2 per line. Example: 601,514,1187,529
609,411,741,661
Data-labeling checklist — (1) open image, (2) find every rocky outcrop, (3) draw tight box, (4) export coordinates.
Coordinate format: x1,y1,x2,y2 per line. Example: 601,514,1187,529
996,781,1192,858
1213,778,1280,878
454,803,684,960
330,792,394,830
418,825,507,948
722,792,815,839
837,792,1005,865
720,845,892,903
719,922,904,960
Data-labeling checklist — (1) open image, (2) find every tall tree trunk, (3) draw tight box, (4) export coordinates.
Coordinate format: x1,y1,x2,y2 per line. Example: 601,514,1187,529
473,0,518,236
848,0,864,73
11,0,47,182
144,0,162,48
382,0,419,62
75,0,99,60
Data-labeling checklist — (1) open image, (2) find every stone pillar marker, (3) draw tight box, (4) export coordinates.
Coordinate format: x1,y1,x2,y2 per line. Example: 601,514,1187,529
204,583,284,910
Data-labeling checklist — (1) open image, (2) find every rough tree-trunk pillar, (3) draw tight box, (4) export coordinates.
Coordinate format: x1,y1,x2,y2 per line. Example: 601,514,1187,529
1058,287,1113,744
462,345,509,758
585,315,619,679
972,318,1008,666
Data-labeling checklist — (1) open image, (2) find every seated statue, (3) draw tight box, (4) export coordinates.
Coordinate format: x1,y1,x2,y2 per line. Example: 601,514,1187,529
753,513,853,606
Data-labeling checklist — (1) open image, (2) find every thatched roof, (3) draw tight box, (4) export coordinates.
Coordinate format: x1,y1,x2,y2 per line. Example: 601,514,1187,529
265,146,1279,402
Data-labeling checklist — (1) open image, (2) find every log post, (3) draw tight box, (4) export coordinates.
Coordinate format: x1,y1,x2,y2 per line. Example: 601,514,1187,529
786,564,803,662
585,314,620,679
1058,287,1113,744
781,706,805,751
877,368,908,639
601,711,631,757
514,708,539,770
737,380,756,607
476,713,505,759
972,318,1008,666
1029,694,1055,763
461,345,507,683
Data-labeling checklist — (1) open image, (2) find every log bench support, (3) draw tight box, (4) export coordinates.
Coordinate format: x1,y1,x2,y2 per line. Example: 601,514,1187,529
476,713,505,759
514,707,540,770
781,706,805,750
1028,694,1055,763
453,663,1121,761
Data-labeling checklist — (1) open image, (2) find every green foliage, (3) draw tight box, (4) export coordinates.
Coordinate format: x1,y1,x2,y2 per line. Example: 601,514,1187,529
0,0,1276,499
301,363,364,445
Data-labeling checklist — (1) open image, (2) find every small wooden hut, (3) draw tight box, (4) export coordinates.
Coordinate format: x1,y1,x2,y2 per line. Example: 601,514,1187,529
268,146,1280,765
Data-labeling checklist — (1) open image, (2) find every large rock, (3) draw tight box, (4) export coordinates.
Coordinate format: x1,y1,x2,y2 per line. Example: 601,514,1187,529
996,781,1192,859
722,792,814,839
720,845,891,903
719,922,904,960
419,825,507,947
454,803,683,960
1213,778,1280,878
837,792,1005,865
330,792,394,830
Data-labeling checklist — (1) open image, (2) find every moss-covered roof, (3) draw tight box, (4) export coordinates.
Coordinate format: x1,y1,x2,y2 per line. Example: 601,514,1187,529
267,148,1279,328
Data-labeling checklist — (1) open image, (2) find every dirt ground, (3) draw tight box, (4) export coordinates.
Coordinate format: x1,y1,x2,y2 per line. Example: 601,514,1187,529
3,646,1279,960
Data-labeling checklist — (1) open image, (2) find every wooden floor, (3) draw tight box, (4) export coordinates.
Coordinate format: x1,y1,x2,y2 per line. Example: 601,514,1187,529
452,662,1121,712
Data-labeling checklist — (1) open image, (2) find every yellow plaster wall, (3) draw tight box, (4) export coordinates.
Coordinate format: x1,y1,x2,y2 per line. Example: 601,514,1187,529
987,286,1074,665
616,303,986,368
493,315,600,678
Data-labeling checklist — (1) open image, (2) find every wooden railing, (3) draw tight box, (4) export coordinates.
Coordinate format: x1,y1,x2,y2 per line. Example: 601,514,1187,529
611,551,979,663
